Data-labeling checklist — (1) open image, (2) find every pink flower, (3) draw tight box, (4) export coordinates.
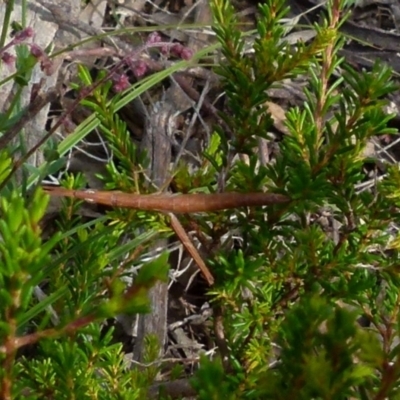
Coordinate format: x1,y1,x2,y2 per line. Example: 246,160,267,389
161,45,170,56
14,27,34,44
147,31,162,45
29,44,54,75
171,43,184,58
180,47,193,60
1,52,15,68
132,60,148,77
112,73,130,92
30,44,44,58
167,43,193,60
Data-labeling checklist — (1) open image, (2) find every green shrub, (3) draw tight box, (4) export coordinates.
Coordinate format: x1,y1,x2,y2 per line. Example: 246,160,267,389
1,0,400,398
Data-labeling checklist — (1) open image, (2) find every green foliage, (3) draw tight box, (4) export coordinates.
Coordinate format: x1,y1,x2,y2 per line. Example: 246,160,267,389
191,0,400,398
0,148,171,397
262,297,381,398
16,325,139,400
0,2,197,397
2,0,400,397
191,356,238,399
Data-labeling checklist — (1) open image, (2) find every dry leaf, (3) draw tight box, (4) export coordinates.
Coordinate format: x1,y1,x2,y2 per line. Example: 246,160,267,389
265,101,290,135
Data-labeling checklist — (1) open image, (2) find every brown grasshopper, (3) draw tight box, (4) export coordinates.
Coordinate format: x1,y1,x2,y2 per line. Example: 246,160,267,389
42,186,290,213
43,186,290,285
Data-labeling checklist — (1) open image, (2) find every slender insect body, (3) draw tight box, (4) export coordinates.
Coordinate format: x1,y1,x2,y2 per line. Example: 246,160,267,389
42,186,290,285
43,187,290,213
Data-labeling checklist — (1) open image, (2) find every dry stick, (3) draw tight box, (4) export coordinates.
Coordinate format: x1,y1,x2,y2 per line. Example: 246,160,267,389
133,100,171,363
42,187,290,213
